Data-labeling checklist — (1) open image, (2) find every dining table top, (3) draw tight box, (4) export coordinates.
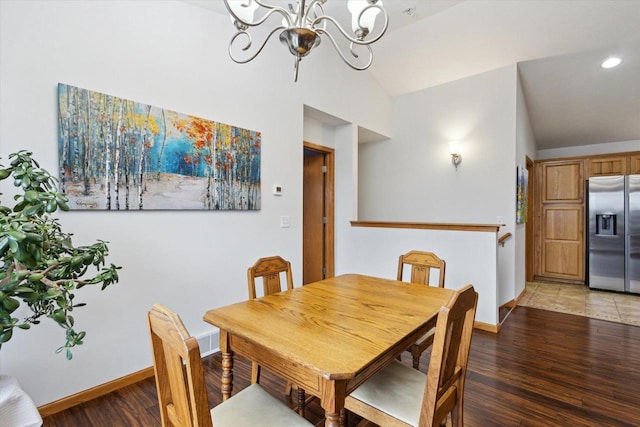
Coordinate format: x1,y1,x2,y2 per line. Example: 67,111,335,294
203,273,457,381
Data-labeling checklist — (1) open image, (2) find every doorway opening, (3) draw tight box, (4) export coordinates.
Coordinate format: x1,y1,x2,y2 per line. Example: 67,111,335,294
303,142,335,284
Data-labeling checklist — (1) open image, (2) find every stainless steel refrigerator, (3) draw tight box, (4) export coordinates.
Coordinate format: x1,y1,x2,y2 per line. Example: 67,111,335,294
587,175,640,293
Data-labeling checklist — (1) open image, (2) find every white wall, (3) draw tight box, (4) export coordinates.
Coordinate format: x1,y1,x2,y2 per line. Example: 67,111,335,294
337,226,499,327
513,70,539,300
357,65,518,310
303,116,337,149
358,65,517,224
0,0,391,406
537,139,639,159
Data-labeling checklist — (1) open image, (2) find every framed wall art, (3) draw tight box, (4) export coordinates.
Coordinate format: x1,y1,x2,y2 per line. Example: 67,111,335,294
57,83,261,210
516,164,528,224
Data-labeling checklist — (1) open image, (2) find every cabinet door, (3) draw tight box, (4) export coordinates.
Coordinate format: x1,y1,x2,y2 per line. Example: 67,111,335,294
541,206,584,280
588,156,628,177
541,160,584,203
631,155,640,174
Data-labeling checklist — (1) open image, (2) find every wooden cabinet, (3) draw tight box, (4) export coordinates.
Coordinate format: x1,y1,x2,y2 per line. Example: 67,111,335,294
541,206,584,280
541,160,584,203
631,155,640,174
589,156,628,177
536,160,585,282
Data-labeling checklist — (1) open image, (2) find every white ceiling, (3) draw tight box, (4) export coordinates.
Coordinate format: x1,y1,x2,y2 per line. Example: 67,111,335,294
183,0,640,150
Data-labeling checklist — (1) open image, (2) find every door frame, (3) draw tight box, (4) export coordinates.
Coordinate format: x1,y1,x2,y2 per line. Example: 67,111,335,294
303,141,335,280
525,156,535,282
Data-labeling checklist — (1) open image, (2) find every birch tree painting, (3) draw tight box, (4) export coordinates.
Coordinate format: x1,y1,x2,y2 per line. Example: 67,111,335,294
57,83,261,210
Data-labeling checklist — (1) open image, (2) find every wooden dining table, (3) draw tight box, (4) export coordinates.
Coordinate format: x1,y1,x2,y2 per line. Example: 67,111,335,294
203,273,457,427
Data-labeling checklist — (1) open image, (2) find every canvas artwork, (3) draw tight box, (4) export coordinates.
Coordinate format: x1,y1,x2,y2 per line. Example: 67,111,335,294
57,83,261,210
516,164,528,224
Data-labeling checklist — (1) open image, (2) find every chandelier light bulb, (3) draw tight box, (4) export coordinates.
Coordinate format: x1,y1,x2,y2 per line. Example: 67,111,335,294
228,0,259,29
348,0,383,36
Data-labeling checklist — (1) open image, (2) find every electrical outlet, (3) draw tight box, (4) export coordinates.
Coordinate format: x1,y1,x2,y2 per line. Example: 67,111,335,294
280,216,290,228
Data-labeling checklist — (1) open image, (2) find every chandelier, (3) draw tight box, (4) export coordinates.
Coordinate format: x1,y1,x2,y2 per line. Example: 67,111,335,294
223,0,389,82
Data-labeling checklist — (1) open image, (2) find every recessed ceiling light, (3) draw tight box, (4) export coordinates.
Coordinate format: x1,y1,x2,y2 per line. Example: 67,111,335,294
601,56,622,69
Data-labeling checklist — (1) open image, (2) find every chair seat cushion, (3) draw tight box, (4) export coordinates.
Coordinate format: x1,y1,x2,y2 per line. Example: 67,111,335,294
348,360,426,426
210,383,313,426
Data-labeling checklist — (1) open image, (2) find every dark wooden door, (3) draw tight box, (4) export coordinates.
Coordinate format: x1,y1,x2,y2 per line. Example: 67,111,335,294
303,152,325,284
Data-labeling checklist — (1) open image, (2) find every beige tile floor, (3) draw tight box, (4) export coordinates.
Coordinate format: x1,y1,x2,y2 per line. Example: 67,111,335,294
520,281,640,326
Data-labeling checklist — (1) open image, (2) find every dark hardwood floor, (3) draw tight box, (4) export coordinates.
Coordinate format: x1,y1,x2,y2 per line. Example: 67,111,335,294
42,306,640,426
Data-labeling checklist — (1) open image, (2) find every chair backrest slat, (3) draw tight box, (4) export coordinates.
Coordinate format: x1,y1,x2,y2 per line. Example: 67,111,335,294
397,250,446,288
247,256,294,299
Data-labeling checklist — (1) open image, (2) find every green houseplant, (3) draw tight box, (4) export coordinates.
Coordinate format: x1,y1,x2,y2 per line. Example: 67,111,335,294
0,150,121,359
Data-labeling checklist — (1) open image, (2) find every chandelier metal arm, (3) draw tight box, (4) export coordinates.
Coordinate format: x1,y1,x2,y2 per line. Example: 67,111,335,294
301,0,326,24
253,0,294,25
309,15,384,47
315,28,373,71
228,26,286,64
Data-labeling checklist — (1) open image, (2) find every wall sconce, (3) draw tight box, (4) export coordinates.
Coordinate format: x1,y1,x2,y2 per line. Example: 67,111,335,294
448,141,462,170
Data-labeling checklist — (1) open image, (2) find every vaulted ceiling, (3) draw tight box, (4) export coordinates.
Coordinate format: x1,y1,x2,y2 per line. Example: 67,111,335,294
184,0,640,150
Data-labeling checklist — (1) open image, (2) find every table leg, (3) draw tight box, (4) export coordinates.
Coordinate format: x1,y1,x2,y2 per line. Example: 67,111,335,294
297,388,306,416
322,380,346,427
221,350,233,401
325,411,340,427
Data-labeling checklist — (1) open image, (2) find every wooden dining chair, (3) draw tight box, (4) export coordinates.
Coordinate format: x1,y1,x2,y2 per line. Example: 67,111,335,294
147,304,312,427
397,250,446,370
397,250,446,288
247,256,307,412
344,285,478,427
247,255,294,300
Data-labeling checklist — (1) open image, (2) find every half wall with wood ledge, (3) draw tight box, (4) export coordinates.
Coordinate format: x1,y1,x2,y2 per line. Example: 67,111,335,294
343,221,504,332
